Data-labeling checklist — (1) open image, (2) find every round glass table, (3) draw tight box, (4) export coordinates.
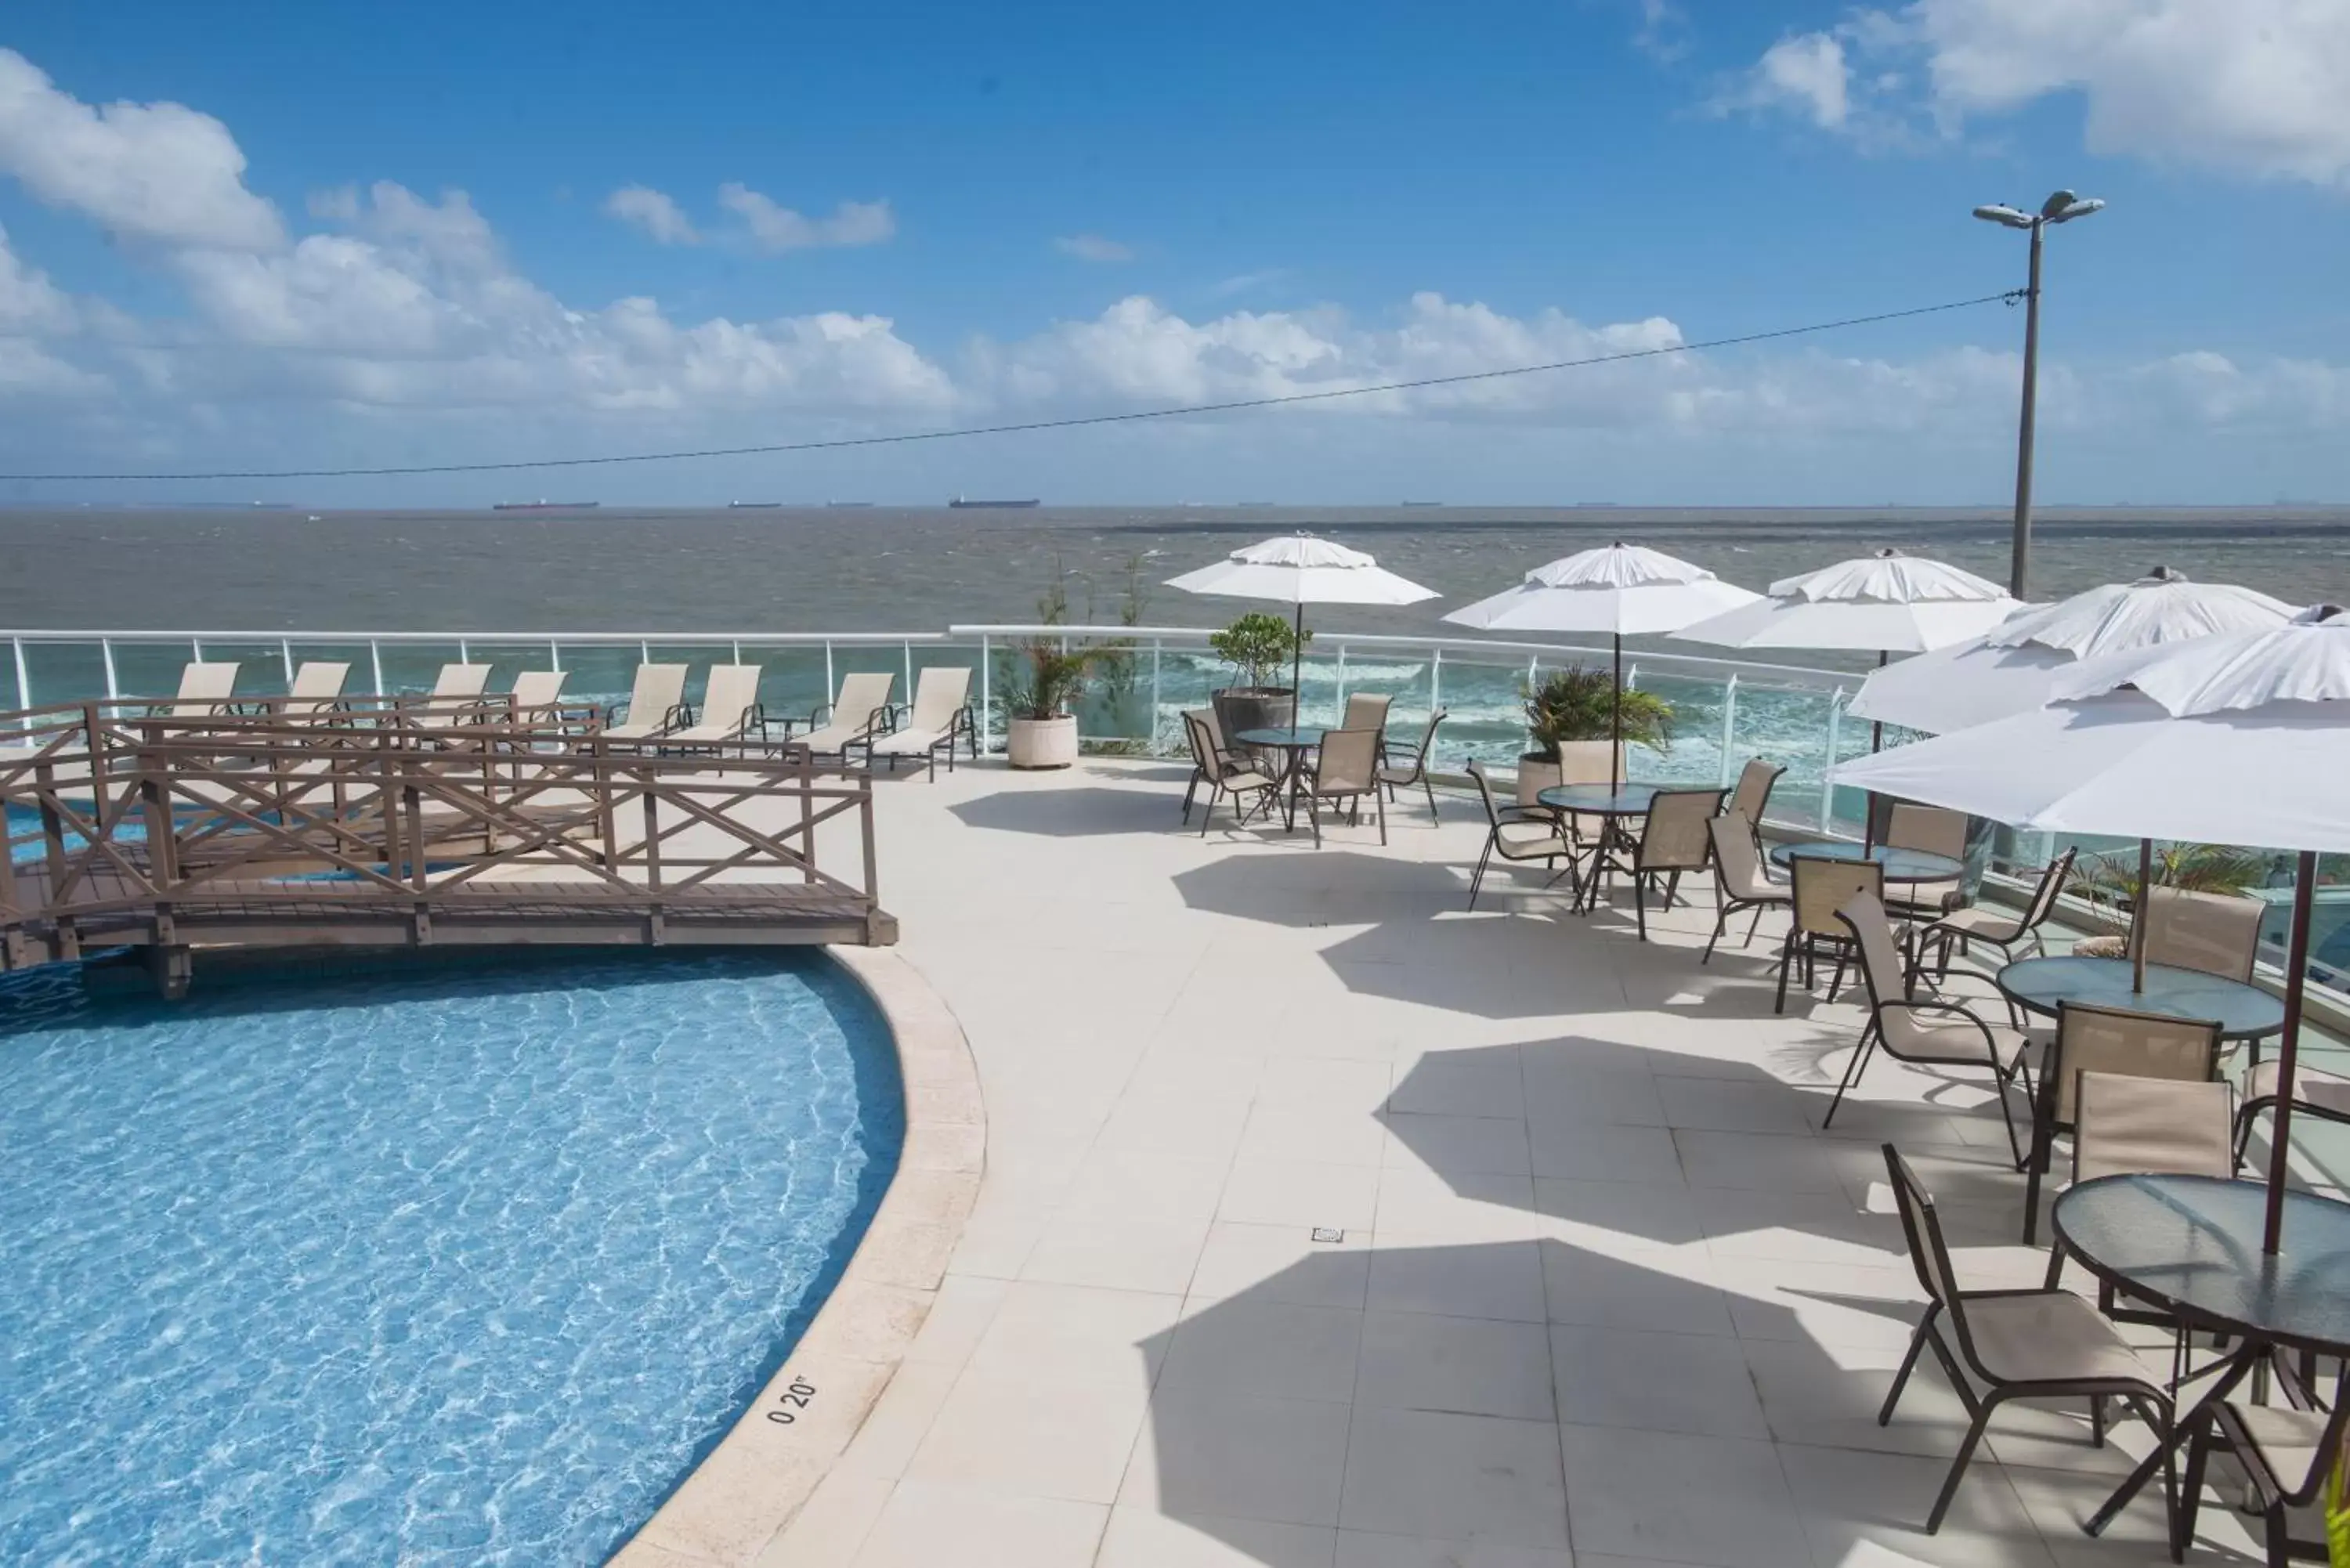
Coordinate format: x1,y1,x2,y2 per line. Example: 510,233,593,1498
2052,1174,2350,1536
1233,727,1327,831
1534,784,1663,913
1768,840,1965,882
1996,955,2285,1042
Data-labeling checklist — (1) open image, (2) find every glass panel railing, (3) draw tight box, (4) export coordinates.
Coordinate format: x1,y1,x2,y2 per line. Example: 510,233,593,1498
20,641,111,710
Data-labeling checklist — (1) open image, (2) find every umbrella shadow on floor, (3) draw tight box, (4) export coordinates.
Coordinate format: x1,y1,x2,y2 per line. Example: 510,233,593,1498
1116,1234,2144,1568
949,785,1203,837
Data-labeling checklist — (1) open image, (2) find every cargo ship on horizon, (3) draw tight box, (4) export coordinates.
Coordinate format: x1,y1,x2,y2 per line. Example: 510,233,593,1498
947,495,1040,509
493,500,601,512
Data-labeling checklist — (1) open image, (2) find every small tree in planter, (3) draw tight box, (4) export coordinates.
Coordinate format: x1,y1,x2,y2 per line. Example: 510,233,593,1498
1517,666,1674,804
1207,611,1310,742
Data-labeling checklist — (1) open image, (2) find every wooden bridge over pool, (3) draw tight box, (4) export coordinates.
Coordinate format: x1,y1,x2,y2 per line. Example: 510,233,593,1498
0,696,894,990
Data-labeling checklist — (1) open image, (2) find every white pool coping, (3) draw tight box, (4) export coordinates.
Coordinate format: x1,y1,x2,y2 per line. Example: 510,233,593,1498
608,946,984,1568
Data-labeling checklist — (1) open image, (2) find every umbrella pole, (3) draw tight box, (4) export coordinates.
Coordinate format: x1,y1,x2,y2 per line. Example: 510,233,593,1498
2262,851,2319,1255
2131,836,2152,993
1862,651,1887,853
1611,634,1623,794
1292,602,1304,725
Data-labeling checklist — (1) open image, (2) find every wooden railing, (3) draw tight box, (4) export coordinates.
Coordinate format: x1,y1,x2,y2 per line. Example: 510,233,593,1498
0,697,892,976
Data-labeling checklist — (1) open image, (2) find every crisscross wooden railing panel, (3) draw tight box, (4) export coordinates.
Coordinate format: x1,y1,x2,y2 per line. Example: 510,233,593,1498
1,703,884,962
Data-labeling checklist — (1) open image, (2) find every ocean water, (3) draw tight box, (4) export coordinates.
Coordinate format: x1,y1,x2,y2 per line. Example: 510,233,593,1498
0,950,902,1566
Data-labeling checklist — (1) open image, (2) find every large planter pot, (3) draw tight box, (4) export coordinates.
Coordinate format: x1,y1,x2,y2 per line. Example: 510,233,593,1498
1212,687,1296,743
1007,714,1079,770
1516,756,1562,807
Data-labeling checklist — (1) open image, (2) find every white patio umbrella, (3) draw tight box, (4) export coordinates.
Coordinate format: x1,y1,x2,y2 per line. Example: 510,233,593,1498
1441,542,1761,789
1165,534,1439,703
1672,547,2026,844
1849,567,2294,736
1831,607,2350,1252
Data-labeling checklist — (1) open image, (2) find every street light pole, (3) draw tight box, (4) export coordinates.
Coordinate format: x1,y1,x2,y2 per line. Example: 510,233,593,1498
1975,190,2103,602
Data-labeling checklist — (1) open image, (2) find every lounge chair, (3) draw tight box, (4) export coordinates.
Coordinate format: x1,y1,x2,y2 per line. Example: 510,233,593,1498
284,661,350,717
508,670,567,716
432,663,493,699
1878,1143,2178,1538
157,661,240,718
667,664,767,750
870,667,975,779
603,663,691,742
786,672,894,763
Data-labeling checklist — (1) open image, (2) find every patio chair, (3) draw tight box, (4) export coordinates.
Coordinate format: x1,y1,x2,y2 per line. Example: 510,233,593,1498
430,663,493,700
1878,1143,2178,1538
2044,1072,2234,1345
1702,815,1788,963
666,664,767,750
603,663,692,742
786,671,895,763
1303,727,1385,847
2141,886,2264,985
1724,757,1784,828
1552,740,1627,847
1181,709,1275,836
2178,1360,2350,1566
2022,1001,2224,1244
2232,1058,2350,1173
157,661,241,719
1465,758,1573,910
1376,709,1446,821
1603,786,1723,941
871,667,975,779
1342,692,1392,733
1883,802,1970,919
509,670,566,711
1773,855,1884,1013
1826,891,2035,1167
1918,847,2077,982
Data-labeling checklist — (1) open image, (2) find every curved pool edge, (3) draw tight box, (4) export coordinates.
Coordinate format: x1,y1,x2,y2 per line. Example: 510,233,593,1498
606,947,985,1568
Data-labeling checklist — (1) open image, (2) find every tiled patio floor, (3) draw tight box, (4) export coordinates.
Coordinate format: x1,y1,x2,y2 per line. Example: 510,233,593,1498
768,757,2337,1568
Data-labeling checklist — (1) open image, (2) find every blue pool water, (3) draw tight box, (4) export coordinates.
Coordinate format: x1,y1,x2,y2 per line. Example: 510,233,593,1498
0,950,902,1566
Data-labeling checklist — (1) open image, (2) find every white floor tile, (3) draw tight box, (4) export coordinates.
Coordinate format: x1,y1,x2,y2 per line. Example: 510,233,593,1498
1095,1505,1337,1568
1188,1221,1372,1308
1367,1236,1547,1324
1550,1323,1767,1439
1119,1390,1354,1528
1357,1310,1554,1422
1338,1407,1569,1551
851,1480,1108,1568
1557,1425,1810,1568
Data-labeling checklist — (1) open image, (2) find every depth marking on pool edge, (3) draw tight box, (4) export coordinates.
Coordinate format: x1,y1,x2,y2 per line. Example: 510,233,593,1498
765,1377,818,1425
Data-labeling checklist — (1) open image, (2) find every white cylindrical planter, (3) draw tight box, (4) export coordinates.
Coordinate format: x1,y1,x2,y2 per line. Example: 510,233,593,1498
1007,715,1079,770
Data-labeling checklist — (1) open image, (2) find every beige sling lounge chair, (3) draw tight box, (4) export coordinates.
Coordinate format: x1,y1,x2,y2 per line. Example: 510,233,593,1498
604,664,691,741
787,672,895,763
432,663,493,699
284,661,350,716
510,670,566,710
870,667,974,779
158,661,241,718
667,664,767,750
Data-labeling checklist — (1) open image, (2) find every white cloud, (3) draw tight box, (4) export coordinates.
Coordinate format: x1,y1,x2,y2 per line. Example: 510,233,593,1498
604,184,700,246
716,184,895,252
0,222,76,334
1726,1,2350,185
0,48,284,250
1054,233,1134,263
1738,33,1851,129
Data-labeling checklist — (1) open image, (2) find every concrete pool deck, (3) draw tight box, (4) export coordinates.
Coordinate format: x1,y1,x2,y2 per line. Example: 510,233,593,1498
701,756,2341,1566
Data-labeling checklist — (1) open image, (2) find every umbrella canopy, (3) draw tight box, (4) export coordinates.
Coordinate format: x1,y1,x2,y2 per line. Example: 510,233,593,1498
1670,548,2024,655
1849,569,2295,735
1164,534,1439,608
1166,534,1439,703
1832,608,2350,1252
1440,541,1759,636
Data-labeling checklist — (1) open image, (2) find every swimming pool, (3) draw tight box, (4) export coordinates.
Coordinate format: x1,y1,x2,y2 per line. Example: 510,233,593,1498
0,949,902,1566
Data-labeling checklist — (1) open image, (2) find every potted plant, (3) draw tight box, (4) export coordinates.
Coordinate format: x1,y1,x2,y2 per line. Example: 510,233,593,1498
1001,571,1101,769
1519,665,1675,806
1208,611,1307,742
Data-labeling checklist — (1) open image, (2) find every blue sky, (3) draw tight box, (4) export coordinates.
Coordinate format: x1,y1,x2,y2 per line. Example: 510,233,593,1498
0,1,2345,505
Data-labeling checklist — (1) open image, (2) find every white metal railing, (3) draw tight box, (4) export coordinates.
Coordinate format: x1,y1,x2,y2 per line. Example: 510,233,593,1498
5,621,1878,833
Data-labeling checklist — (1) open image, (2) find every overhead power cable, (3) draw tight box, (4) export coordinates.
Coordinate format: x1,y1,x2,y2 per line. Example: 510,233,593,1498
2,290,2023,482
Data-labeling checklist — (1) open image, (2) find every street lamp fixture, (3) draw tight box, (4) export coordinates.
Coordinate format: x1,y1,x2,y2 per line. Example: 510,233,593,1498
1976,188,2103,598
